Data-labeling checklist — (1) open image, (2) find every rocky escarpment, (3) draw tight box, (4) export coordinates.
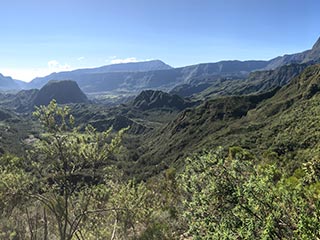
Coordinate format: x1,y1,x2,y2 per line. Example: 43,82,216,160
33,80,88,106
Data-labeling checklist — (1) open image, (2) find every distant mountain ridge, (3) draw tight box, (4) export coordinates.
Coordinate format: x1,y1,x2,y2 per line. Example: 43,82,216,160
25,37,320,93
25,60,270,93
265,37,320,70
177,63,310,99
1,37,319,93
0,74,20,90
28,60,173,89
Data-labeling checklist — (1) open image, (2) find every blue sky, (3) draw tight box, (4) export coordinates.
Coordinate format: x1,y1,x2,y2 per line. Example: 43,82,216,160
0,0,319,81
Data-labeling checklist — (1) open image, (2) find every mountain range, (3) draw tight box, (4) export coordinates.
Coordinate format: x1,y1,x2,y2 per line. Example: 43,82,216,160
26,60,268,93
1,37,319,94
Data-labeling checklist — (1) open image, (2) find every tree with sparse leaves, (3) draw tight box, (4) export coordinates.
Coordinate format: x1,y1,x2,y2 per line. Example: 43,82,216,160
28,100,126,240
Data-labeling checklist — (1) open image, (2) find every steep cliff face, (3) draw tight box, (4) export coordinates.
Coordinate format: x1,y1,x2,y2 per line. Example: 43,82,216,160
33,80,88,106
266,37,320,70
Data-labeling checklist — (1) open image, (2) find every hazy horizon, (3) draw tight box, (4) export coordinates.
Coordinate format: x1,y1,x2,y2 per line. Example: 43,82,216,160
1,0,319,82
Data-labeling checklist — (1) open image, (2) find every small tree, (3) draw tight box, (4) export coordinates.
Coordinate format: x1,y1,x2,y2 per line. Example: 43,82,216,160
29,100,126,240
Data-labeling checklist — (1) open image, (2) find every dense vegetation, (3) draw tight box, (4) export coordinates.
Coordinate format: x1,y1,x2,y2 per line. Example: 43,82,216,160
126,64,320,180
1,59,320,238
1,106,320,239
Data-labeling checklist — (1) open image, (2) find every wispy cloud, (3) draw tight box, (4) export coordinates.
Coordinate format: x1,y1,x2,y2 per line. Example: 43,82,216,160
48,60,71,71
110,57,138,64
47,60,59,68
105,56,117,63
109,57,154,64
77,56,85,61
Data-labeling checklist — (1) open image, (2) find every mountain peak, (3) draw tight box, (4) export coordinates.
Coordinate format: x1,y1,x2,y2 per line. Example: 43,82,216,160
0,73,20,90
33,80,88,106
312,37,320,50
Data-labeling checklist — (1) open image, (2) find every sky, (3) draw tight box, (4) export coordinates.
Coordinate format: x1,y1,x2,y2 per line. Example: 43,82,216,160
0,0,319,82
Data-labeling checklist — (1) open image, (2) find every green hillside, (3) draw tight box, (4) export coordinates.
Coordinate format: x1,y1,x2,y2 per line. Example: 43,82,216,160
127,64,320,178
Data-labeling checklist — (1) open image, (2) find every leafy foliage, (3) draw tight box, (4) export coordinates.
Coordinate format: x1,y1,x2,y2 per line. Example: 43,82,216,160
179,147,320,239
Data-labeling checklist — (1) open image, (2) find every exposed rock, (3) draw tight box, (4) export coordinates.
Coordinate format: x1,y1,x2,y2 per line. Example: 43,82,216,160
33,80,88,106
